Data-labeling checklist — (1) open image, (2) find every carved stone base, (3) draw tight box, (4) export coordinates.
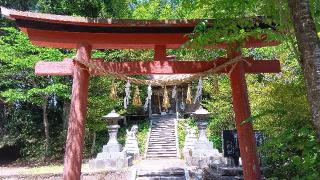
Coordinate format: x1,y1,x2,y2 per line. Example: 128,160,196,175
124,137,139,156
187,138,226,168
89,151,132,170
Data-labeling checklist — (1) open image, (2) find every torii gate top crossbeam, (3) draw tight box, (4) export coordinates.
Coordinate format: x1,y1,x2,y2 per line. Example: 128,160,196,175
1,6,278,49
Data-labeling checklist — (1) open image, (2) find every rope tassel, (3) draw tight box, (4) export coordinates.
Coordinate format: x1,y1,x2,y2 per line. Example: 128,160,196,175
144,85,152,112
194,77,202,103
124,80,131,109
162,86,171,110
172,85,177,99
110,80,117,99
186,84,192,104
133,86,142,106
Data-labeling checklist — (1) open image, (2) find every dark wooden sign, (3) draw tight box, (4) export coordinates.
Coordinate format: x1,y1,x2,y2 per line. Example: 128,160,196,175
222,130,264,158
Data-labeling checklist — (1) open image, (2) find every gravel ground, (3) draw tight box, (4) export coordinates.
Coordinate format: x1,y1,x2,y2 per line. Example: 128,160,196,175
0,164,132,180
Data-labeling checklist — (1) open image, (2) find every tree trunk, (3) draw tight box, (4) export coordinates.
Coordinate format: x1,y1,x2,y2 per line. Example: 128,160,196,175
42,95,50,156
90,131,96,156
62,100,70,130
288,0,320,142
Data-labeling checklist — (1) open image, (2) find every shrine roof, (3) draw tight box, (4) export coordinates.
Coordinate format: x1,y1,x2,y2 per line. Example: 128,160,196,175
0,6,278,49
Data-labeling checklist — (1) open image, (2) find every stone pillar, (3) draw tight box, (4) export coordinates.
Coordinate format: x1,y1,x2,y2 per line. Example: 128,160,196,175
104,119,122,152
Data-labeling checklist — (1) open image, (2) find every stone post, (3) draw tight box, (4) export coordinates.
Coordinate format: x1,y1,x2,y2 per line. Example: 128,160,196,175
188,107,225,167
103,111,122,152
89,110,131,170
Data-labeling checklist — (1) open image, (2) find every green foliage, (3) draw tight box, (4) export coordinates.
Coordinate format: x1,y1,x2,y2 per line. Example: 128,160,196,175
177,119,186,153
0,26,70,159
251,81,320,179
36,0,131,18
0,1,319,178
203,75,234,151
246,44,320,178
136,119,150,154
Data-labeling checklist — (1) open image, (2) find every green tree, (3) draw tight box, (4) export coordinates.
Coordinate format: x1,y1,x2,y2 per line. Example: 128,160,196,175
0,27,70,157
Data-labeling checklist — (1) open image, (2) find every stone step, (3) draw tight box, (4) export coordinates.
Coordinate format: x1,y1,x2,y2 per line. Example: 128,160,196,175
151,126,174,128
150,135,175,137
148,138,175,140
151,128,174,130
151,124,174,128
149,138,176,140
147,149,177,152
149,137,175,139
151,125,174,126
149,139,175,141
146,155,178,159
152,122,174,124
136,177,185,180
148,140,175,143
151,124,174,126
150,133,175,135
146,152,177,156
150,135,175,138
150,132,175,134
151,131,175,133
152,123,174,124
146,149,177,153
137,169,185,177
149,140,175,143
147,146,176,149
149,136,175,138
148,141,176,144
149,135,175,138
148,143,176,146
147,147,176,150
148,145,176,149
150,133,175,136
151,129,174,131
148,142,175,144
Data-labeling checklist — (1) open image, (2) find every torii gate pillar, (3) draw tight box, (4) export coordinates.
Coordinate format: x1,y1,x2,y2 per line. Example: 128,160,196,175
229,49,262,180
63,44,91,180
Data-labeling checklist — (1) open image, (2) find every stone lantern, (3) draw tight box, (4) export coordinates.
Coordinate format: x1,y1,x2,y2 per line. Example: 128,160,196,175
192,106,210,142
187,106,225,167
102,110,122,152
89,110,131,170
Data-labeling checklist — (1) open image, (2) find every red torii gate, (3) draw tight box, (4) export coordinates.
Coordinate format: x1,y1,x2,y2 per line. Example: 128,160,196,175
1,7,281,180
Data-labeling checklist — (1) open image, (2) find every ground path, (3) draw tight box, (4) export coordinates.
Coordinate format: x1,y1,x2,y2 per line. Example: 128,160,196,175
0,115,187,179
135,159,187,179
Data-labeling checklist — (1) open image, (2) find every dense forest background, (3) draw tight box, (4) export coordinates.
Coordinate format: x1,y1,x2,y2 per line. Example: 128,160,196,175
0,0,320,179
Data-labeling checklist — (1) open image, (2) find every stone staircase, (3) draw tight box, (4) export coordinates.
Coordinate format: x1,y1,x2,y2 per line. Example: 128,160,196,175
145,115,178,159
